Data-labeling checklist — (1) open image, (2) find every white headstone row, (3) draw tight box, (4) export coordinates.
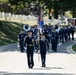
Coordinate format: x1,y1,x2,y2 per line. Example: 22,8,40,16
0,12,39,21
0,12,51,22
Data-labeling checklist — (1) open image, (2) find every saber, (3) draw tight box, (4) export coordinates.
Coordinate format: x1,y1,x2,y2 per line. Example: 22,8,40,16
38,51,40,62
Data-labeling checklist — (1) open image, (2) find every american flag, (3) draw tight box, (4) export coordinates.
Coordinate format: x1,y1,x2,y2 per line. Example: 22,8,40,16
37,7,44,29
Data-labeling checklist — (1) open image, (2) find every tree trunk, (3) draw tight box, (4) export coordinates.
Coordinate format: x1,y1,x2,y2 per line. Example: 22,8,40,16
72,10,76,18
54,8,58,19
49,8,52,19
63,10,65,16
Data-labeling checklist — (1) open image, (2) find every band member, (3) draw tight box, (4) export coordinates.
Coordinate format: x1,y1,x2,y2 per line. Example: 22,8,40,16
39,34,49,67
50,29,58,52
18,30,26,53
64,26,68,42
25,30,35,69
66,26,70,40
70,24,75,40
43,26,50,51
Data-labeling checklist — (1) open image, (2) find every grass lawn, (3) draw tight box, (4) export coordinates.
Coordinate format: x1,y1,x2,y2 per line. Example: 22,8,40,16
0,20,23,46
72,44,76,52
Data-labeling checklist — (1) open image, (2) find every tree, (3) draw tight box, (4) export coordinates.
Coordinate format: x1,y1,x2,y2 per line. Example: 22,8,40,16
1,0,76,18
0,0,12,13
9,0,34,14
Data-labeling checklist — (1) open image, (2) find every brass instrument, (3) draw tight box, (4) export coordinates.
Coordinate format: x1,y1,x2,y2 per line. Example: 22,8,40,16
23,24,31,32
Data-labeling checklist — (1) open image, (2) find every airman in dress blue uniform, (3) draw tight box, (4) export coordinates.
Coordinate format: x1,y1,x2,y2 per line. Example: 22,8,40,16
64,26,68,42
39,34,49,67
18,30,26,53
59,26,63,42
66,26,70,40
70,24,75,40
43,26,50,51
25,30,35,69
50,29,58,52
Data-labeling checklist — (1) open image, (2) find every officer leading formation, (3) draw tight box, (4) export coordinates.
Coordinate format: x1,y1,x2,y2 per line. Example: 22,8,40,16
18,22,75,69
24,31,34,69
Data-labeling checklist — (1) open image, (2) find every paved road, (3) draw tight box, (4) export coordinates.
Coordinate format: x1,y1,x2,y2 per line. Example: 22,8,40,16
0,40,76,53
0,36,76,75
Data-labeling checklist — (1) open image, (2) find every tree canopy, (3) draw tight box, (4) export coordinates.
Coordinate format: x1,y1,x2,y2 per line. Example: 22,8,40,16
0,0,76,17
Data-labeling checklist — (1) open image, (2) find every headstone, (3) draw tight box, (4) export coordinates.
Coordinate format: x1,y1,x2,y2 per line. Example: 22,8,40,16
22,15,25,21
25,15,29,20
19,14,22,21
0,12,2,18
2,12,5,20
29,15,32,20
5,13,8,20
15,15,18,20
8,13,11,20
12,14,15,20
34,15,36,20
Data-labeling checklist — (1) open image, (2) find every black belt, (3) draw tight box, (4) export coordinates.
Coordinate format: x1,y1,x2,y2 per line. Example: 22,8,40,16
27,44,34,46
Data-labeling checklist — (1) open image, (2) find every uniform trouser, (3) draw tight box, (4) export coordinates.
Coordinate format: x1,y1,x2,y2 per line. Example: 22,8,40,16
72,33,74,40
19,42,24,52
46,36,50,51
52,42,57,52
68,34,70,40
59,34,64,42
59,35,62,42
64,34,68,41
26,46,34,68
40,51,46,66
61,34,64,42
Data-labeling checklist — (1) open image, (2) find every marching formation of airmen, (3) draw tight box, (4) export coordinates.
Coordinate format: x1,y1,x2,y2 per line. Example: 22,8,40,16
18,23,75,69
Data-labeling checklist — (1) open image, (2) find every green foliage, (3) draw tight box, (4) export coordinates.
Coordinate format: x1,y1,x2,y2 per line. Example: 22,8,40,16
8,0,32,13
0,0,76,16
65,11,73,18
0,0,8,3
29,0,76,16
72,44,76,52
0,1,12,13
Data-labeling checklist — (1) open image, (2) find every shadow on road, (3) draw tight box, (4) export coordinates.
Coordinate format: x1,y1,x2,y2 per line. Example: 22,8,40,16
0,39,76,54
0,72,75,75
33,67,64,70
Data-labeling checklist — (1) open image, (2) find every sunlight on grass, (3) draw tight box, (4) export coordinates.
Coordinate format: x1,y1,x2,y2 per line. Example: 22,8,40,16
0,37,16,46
0,31,6,36
0,21,23,46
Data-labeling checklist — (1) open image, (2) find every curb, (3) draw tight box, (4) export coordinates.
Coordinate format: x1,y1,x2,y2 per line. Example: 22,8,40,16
0,43,17,52
66,44,76,55
0,43,17,49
